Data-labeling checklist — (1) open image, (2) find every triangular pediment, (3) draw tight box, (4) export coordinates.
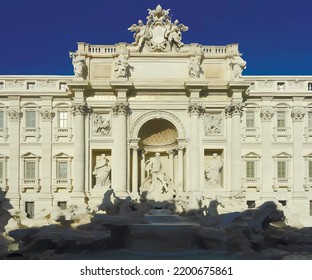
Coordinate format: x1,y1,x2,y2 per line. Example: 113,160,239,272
21,152,39,158
273,152,292,158
242,152,261,159
53,152,72,158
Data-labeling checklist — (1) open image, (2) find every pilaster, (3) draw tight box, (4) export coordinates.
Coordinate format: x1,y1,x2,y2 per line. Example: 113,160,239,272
6,97,22,207
292,98,305,195
110,82,132,196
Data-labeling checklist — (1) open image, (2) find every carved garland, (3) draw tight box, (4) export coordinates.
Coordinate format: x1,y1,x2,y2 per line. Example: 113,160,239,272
260,109,274,121
40,110,55,121
8,109,22,120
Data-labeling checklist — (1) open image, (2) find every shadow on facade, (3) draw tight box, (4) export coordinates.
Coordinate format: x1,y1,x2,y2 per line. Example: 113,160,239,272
1,190,312,260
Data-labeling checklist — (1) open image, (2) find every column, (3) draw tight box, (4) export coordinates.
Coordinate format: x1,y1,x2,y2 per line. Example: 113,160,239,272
168,149,175,183
291,107,305,193
177,146,184,192
188,103,204,192
131,147,139,194
260,106,274,194
39,103,54,202
112,102,129,195
225,107,232,192
7,97,22,208
73,103,88,195
140,151,146,186
229,103,244,191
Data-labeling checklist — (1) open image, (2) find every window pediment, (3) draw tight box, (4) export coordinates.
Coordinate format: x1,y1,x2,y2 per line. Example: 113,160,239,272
273,152,292,159
242,152,261,159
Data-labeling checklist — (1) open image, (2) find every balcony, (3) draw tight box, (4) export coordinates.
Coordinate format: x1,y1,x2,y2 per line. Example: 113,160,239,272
0,128,8,141
304,177,312,191
22,127,40,141
21,178,41,192
242,178,261,191
241,127,260,141
53,178,73,192
53,127,73,141
273,178,292,191
0,178,8,192
273,127,291,140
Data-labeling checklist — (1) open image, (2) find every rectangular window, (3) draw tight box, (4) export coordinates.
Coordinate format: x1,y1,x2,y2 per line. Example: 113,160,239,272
309,161,312,178
0,111,4,128
0,82,4,90
277,82,285,91
59,83,67,91
246,111,255,128
308,83,312,91
308,112,312,128
27,82,35,90
25,202,35,219
58,201,67,210
277,111,286,128
277,161,286,178
246,161,255,178
247,201,255,209
57,161,68,179
26,111,36,128
25,161,36,179
0,162,3,179
59,112,68,128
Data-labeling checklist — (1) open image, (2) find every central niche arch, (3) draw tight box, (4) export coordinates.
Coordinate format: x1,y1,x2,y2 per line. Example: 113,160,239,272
138,119,178,149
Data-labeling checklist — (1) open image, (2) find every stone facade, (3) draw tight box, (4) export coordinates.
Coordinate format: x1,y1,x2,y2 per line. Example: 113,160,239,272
1,5,312,225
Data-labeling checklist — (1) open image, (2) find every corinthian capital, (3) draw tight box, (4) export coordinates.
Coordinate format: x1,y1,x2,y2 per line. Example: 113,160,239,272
224,103,244,117
187,103,205,117
8,109,22,121
112,102,130,116
40,109,55,121
291,110,305,122
72,104,91,116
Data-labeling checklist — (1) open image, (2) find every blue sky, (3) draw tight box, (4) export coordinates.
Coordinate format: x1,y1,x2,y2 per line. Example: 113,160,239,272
0,0,311,76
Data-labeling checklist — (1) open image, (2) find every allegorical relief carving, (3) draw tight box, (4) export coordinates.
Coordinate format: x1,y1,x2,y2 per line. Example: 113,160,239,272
188,56,203,78
128,4,188,52
93,113,111,135
69,52,88,80
205,113,223,135
230,53,246,80
114,51,132,79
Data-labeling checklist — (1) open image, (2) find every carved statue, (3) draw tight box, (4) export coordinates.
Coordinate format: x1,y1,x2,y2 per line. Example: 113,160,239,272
128,5,188,52
94,114,111,135
205,153,223,185
128,20,148,49
189,56,202,78
141,152,174,200
230,54,246,80
114,52,131,78
69,52,87,79
92,154,111,187
165,19,188,49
